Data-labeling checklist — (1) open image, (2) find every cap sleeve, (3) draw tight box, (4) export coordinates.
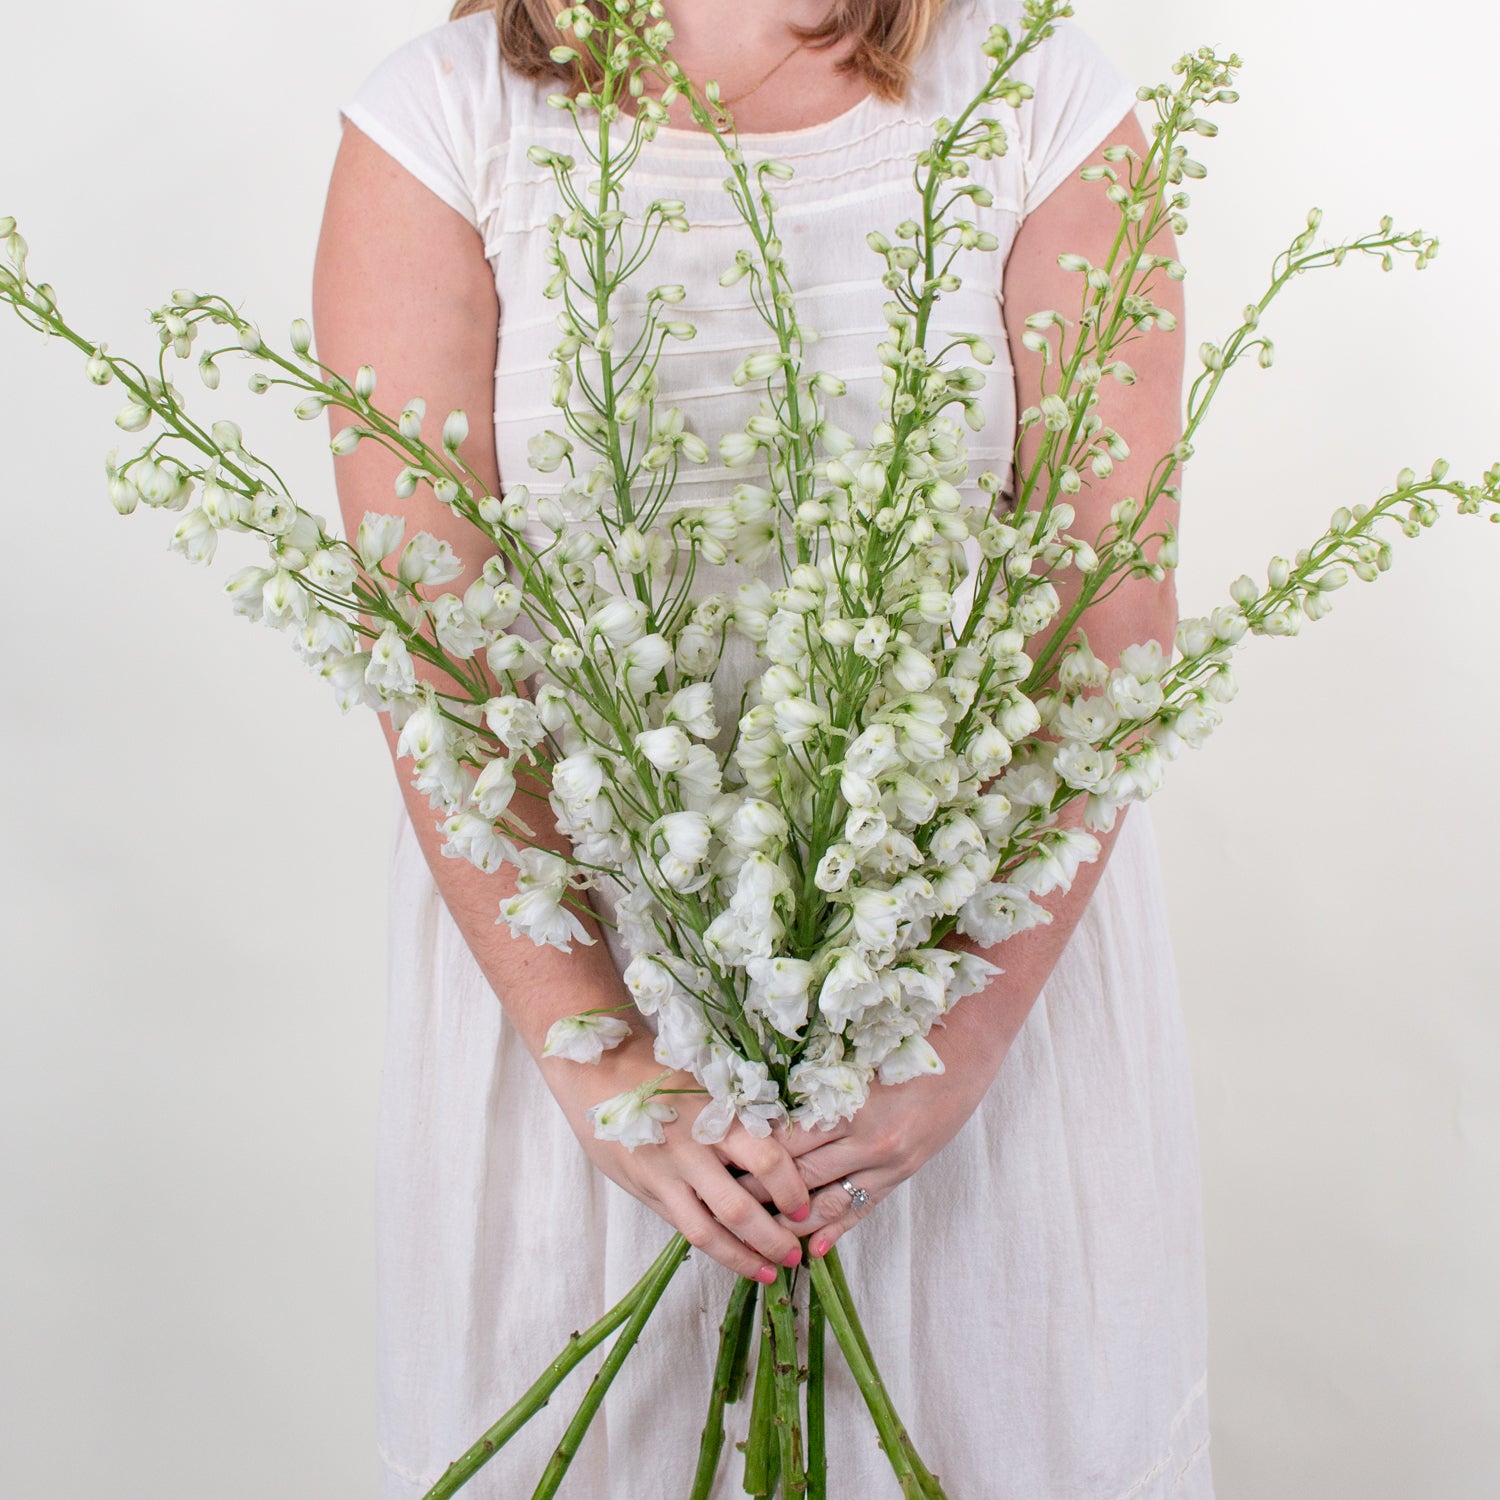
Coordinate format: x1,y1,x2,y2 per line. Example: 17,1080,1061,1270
1014,15,1138,218
338,16,501,229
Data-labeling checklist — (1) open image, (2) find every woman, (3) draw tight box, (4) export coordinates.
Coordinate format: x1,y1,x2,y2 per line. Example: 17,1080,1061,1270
313,0,1213,1493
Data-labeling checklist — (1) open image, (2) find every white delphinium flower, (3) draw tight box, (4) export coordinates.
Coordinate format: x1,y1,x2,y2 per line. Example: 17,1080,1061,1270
816,949,899,1030
365,625,418,698
496,847,592,952
542,1011,633,1064
1058,638,1110,692
844,804,890,851
849,886,907,959
665,681,718,739
396,692,446,762
262,568,311,629
692,1049,786,1144
1171,696,1223,749
487,633,545,681
621,634,673,694
844,723,903,779
431,594,490,659
649,810,713,892
636,725,693,773
587,1075,678,1150
675,744,724,807
1052,693,1120,744
439,810,512,872
586,595,649,652
1106,638,1169,719
703,852,789,964
1011,826,1101,898
744,955,816,1037
528,429,572,473
623,953,681,1017
484,695,546,752
355,512,404,569
889,644,940,693
471,755,518,821
1083,792,1124,833
876,1033,945,1086
928,852,989,914
723,798,788,855
944,950,1003,1004
928,813,985,869
880,695,949,762
891,956,950,1025
814,842,857,893
304,546,359,597
1111,741,1166,801
675,622,719,674
788,1053,871,1130
320,652,376,713
397,531,464,587
958,882,1052,946
996,692,1043,743
652,992,713,1077
1053,742,1118,794
550,751,615,838
998,761,1059,810
1012,581,1061,636
965,723,1013,778
168,507,217,564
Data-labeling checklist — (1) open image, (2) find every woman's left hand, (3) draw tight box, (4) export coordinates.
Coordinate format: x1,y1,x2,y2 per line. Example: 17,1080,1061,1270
729,1023,1013,1259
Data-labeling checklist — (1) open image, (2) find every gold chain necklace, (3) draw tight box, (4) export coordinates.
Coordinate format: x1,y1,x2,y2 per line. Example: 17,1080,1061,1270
716,38,806,107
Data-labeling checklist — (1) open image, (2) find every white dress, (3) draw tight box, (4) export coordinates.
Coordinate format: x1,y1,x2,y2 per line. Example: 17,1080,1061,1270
341,4,1215,1495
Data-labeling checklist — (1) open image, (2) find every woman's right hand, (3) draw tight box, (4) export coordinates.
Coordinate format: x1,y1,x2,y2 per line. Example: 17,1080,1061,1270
542,1031,812,1283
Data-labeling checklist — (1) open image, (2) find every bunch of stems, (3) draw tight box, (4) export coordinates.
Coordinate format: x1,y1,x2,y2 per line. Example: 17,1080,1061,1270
420,1235,947,1500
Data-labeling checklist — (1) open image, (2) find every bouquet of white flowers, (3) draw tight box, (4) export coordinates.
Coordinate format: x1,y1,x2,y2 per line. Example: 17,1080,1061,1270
3,0,1495,1494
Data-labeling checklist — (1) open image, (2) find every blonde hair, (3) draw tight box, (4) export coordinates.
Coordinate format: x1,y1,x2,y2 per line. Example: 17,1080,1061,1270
446,0,950,103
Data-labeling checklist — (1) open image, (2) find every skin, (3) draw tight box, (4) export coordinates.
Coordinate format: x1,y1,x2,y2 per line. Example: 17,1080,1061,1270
312,0,1182,1282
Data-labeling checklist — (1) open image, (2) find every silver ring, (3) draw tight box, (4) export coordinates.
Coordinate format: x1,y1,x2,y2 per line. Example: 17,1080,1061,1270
840,1178,870,1210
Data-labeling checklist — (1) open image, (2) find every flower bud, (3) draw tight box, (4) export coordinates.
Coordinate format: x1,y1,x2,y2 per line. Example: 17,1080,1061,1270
399,399,426,439
442,409,470,451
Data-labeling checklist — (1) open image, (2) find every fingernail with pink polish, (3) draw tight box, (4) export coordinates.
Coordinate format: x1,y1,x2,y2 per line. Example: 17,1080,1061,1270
810,1238,829,1258
790,1204,811,1222
782,1247,802,1267
755,1266,777,1284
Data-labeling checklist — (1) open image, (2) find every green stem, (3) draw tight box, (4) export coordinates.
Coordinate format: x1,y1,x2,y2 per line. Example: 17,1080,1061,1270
420,1232,688,1498
806,1277,827,1500
742,1304,778,1497
809,1252,945,1499
690,1276,759,1500
767,1269,807,1497
528,1233,692,1500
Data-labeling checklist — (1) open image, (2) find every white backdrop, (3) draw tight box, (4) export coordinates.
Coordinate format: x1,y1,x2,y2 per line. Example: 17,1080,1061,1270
2,1,1496,1495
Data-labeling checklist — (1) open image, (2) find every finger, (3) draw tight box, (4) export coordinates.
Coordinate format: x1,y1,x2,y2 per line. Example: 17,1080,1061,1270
717,1130,812,1224
805,1178,885,1258
727,1169,773,1207
662,1183,780,1285
791,1139,875,1197
690,1162,805,1269
781,1119,848,1159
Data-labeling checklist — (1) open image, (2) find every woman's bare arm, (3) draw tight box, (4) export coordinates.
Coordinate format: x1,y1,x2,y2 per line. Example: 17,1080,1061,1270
311,120,810,1279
